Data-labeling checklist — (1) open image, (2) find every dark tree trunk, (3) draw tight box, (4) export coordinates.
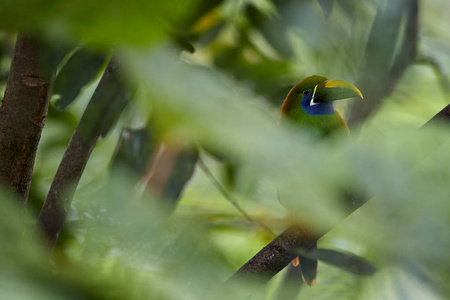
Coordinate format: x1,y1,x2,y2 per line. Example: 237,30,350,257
0,33,53,207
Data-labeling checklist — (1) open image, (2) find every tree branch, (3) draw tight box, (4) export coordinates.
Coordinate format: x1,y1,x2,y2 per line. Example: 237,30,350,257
37,57,129,251
0,33,53,206
228,225,318,284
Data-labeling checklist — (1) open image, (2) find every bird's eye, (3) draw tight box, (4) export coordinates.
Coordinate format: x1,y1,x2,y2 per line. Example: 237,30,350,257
302,89,311,95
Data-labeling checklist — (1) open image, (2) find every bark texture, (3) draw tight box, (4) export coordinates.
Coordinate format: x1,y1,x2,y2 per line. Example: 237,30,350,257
0,34,52,206
228,225,319,284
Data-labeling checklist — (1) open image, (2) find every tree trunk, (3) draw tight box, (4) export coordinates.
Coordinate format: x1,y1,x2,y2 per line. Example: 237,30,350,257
0,33,53,207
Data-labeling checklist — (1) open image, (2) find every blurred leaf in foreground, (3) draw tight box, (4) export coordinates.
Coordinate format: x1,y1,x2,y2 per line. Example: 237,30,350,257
121,45,450,298
0,0,203,46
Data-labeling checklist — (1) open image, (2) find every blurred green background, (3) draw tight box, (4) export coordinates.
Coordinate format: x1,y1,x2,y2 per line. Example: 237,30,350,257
1,0,450,299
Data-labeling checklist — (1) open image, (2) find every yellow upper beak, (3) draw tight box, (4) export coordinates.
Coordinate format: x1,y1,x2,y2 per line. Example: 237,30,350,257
312,80,363,103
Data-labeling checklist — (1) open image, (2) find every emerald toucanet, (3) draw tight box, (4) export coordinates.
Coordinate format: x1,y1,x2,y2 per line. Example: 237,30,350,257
282,75,363,135
280,75,363,285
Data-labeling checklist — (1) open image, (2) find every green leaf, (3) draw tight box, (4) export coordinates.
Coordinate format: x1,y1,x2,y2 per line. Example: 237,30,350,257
303,248,377,275
110,127,156,176
53,48,107,110
38,37,74,80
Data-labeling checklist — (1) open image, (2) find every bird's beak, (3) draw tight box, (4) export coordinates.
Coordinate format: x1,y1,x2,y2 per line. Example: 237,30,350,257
311,80,363,103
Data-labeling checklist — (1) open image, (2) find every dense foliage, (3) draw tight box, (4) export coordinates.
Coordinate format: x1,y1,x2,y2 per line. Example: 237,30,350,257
1,0,450,299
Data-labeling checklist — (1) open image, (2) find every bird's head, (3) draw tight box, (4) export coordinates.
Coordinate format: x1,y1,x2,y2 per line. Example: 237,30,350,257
281,75,363,117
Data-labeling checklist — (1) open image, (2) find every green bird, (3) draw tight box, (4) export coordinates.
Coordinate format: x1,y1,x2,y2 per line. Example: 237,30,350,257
281,75,363,136
280,75,363,285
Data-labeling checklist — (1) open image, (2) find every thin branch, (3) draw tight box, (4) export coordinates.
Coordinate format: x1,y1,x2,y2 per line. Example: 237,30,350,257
37,57,129,251
228,102,450,285
197,157,275,237
0,33,53,206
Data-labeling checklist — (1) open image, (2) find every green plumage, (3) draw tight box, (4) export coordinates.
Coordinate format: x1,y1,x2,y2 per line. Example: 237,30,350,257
281,75,362,136
283,107,348,136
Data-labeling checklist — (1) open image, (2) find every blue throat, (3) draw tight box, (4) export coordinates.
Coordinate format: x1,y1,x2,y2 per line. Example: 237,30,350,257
301,94,335,116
